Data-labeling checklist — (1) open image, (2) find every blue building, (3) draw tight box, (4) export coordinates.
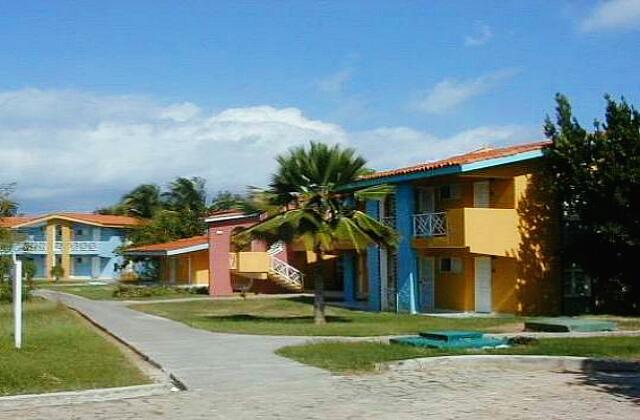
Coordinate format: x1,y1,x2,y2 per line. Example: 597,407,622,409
1,213,139,281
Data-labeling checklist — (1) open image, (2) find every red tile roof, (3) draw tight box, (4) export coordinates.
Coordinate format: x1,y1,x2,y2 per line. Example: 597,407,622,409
1,212,141,228
0,216,38,228
125,235,208,253
360,140,550,181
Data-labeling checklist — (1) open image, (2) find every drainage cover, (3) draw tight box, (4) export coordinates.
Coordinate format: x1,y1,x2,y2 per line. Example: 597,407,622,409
391,330,508,349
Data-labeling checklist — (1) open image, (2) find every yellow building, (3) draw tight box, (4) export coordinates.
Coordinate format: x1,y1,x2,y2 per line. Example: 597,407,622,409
343,140,562,315
125,235,210,286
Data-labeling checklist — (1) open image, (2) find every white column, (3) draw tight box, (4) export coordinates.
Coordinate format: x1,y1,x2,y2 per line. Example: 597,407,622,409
170,257,177,284
91,256,101,279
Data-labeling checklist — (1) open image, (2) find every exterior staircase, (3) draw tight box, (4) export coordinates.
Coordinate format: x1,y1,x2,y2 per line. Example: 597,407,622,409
266,242,304,291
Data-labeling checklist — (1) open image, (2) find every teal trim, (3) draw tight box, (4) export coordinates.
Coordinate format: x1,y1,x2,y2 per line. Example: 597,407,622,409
342,252,356,303
342,166,461,190
342,149,545,190
395,183,418,314
366,200,381,311
459,149,544,172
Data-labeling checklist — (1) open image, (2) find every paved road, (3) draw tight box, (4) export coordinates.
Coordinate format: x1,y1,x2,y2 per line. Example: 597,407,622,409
5,291,639,419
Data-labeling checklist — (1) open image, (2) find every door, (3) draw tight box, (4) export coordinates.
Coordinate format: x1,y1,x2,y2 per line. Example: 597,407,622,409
473,181,490,208
416,187,435,213
418,256,435,312
474,256,492,313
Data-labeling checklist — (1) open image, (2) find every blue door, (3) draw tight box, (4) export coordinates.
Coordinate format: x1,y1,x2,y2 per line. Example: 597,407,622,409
418,256,435,312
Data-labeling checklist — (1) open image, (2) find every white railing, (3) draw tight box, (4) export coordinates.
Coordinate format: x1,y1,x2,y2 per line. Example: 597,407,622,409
15,240,99,253
269,256,304,290
70,241,99,252
267,240,286,256
382,215,396,227
413,212,448,237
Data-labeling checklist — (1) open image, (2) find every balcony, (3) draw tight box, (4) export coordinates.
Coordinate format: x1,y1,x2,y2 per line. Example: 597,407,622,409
229,252,270,275
413,208,519,257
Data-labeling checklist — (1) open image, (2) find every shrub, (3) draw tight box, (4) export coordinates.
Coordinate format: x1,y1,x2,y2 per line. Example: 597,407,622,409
50,265,65,282
112,284,208,299
0,280,33,303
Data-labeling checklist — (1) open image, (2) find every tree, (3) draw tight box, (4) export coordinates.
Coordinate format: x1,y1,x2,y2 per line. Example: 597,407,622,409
163,177,207,214
544,94,640,314
210,190,256,212
50,265,64,282
0,183,18,217
121,184,163,218
0,183,18,254
237,142,398,324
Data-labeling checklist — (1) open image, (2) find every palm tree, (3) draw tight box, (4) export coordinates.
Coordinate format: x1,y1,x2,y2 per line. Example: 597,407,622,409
238,142,398,324
162,177,207,213
121,184,162,218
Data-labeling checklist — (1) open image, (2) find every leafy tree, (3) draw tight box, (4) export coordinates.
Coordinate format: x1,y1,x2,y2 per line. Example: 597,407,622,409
0,184,18,254
0,183,18,217
210,190,256,212
238,142,398,324
23,259,37,284
544,94,640,314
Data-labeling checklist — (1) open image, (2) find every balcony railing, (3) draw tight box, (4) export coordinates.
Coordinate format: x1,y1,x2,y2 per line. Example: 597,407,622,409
15,240,100,253
413,212,448,237
382,215,396,228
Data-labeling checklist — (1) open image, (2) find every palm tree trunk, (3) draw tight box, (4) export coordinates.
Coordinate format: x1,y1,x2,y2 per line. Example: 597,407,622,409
313,251,326,325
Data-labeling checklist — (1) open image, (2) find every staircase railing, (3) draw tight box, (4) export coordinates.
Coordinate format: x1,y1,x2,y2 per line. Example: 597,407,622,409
269,256,304,290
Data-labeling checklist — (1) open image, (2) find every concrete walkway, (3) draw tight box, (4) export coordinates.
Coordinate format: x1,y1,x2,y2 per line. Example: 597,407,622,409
36,290,327,393
5,291,639,419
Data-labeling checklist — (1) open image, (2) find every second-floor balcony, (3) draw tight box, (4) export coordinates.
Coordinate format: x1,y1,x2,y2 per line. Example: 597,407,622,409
412,208,520,257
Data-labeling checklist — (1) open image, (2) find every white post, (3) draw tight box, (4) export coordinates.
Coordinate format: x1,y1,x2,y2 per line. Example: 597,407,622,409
12,254,22,349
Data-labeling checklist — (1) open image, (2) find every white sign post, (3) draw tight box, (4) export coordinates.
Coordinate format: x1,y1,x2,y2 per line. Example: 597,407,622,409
12,254,22,349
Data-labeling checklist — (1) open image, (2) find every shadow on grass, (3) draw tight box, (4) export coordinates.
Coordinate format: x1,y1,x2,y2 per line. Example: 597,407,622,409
202,314,353,324
575,361,640,404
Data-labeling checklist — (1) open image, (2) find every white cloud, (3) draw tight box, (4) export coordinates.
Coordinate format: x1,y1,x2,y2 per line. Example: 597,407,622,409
412,68,519,114
581,0,640,32
351,125,537,171
317,69,353,95
0,89,346,212
465,23,493,47
0,88,537,212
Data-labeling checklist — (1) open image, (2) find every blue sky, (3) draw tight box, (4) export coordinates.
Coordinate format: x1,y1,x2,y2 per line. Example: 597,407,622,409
0,0,639,212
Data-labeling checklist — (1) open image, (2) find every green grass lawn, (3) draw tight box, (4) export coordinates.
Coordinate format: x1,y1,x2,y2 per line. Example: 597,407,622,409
277,337,640,373
36,282,209,301
0,299,150,396
131,296,640,337
130,296,526,336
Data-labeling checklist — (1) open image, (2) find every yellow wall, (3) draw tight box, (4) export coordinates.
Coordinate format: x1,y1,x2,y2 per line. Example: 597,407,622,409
158,250,209,285
463,208,519,256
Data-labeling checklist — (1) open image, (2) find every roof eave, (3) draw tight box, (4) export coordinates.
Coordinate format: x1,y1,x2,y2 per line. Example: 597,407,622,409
342,148,545,190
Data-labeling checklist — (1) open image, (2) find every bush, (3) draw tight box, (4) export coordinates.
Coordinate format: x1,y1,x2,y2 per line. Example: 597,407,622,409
112,284,208,299
0,281,33,303
50,265,65,282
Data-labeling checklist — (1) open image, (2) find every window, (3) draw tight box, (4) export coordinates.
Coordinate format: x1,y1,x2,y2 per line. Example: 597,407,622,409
563,264,591,298
76,229,84,236
76,257,84,264
439,184,460,200
439,257,462,273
